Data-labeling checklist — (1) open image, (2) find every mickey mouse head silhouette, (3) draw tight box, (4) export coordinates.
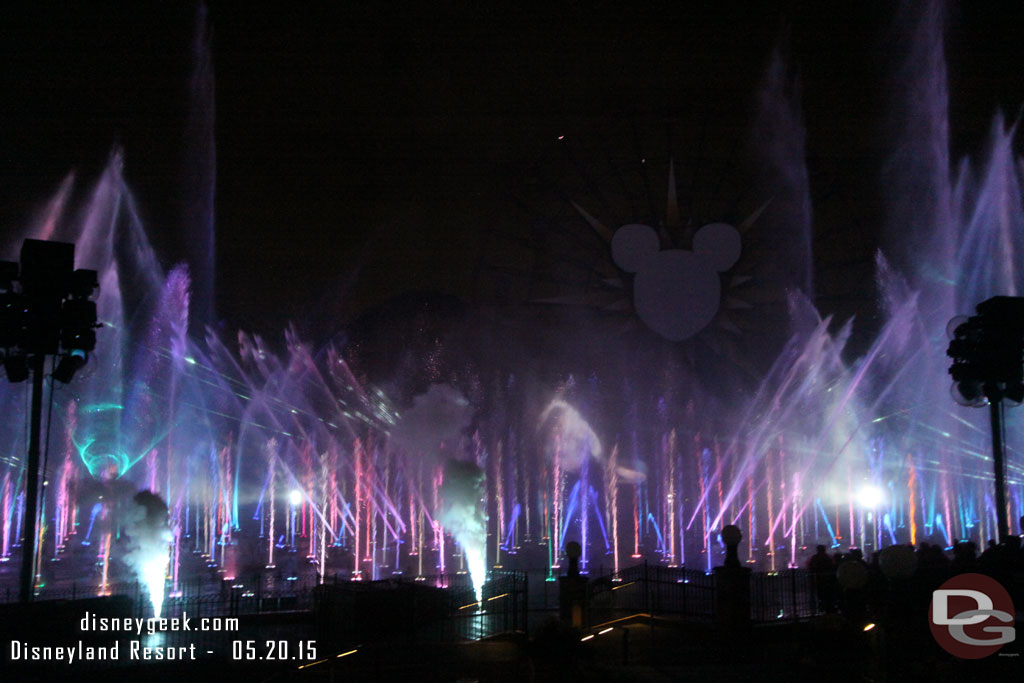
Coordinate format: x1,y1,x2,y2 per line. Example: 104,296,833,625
611,222,741,341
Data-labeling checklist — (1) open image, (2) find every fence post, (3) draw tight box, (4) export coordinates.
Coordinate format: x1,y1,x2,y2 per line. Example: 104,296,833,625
790,570,798,622
654,565,661,616
713,525,750,628
681,571,687,615
522,571,529,636
516,573,521,633
643,561,649,614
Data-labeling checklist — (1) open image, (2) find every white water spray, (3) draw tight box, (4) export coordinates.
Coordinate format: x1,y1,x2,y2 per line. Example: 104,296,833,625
124,490,172,618
439,459,487,603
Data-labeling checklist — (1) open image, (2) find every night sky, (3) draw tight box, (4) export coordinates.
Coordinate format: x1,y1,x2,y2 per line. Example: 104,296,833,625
2,2,1024,344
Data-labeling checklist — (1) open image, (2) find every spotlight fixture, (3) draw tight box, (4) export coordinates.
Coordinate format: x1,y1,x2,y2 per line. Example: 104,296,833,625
948,297,1024,407
0,261,18,292
69,268,99,299
0,291,27,348
5,239,101,604
4,355,29,383
52,350,87,384
59,298,98,352
947,295,1024,543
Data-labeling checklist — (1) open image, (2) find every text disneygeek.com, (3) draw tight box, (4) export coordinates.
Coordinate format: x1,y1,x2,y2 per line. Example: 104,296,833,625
7,611,242,664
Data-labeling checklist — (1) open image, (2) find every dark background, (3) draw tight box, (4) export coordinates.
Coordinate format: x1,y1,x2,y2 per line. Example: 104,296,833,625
1,1,1023,343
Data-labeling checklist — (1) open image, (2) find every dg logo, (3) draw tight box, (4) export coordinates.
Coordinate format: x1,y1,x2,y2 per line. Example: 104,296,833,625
929,573,1016,658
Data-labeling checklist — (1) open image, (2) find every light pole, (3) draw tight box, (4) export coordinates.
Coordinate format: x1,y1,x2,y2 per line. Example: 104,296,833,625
1,239,99,602
947,296,1024,543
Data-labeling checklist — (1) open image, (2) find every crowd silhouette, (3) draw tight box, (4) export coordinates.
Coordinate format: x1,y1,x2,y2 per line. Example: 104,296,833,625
806,525,1023,619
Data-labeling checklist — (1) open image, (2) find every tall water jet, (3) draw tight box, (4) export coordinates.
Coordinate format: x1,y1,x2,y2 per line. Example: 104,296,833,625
2,5,1024,612
752,48,814,299
181,2,216,327
882,1,954,287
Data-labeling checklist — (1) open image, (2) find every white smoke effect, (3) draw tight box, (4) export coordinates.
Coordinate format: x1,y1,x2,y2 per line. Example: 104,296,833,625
123,490,172,618
389,384,472,459
390,385,487,600
439,459,487,603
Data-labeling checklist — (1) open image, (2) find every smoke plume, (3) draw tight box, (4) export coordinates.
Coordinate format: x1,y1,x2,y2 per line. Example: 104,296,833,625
389,384,472,461
439,459,487,602
123,490,172,618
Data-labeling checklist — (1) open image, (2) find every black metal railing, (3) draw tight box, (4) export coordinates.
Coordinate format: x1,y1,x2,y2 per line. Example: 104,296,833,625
0,573,318,617
313,569,529,647
749,568,818,622
2,563,821,630
588,563,716,624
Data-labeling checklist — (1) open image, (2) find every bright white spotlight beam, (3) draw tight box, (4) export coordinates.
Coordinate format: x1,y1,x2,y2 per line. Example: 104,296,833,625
856,485,884,508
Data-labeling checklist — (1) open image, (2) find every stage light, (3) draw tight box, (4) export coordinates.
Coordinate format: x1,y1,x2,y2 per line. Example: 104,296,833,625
0,292,27,348
18,239,74,298
0,261,18,292
950,380,986,407
947,296,1024,542
52,350,87,384
1005,381,1024,405
289,489,302,506
4,355,29,383
59,299,98,352
949,298,1024,407
69,268,98,299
